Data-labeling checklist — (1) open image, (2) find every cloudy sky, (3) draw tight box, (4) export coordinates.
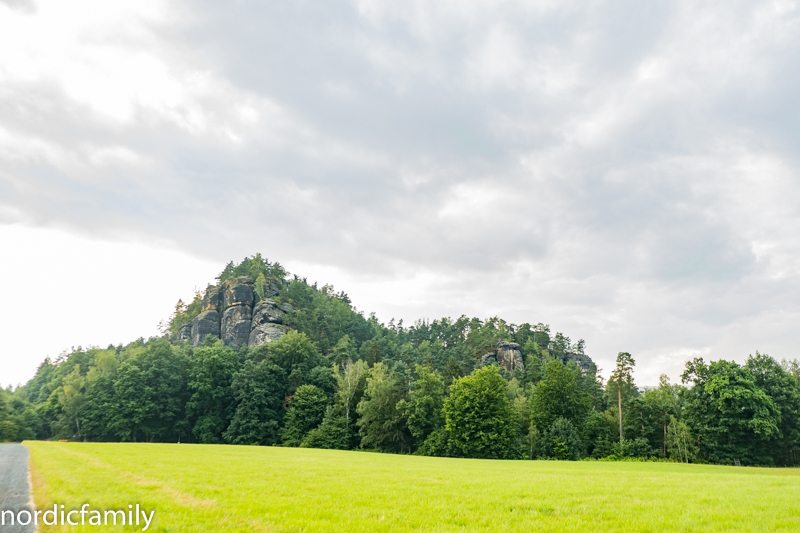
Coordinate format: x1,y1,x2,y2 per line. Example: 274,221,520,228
2,0,799,387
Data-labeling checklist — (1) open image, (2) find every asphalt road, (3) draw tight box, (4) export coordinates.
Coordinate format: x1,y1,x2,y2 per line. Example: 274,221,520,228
0,444,35,533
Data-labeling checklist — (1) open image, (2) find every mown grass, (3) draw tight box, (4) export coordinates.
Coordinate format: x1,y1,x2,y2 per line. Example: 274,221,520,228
24,441,800,532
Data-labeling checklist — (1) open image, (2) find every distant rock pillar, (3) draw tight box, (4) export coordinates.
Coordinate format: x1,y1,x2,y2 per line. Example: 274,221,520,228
495,342,525,372
220,277,255,349
248,298,290,347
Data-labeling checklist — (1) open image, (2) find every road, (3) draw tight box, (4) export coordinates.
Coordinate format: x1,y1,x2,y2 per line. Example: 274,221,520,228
0,444,35,532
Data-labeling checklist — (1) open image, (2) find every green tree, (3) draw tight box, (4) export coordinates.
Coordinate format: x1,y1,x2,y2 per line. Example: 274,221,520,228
667,416,696,463
265,331,325,392
443,365,521,459
224,360,286,445
335,359,368,426
356,363,408,452
397,365,445,449
640,375,680,457
682,358,780,465
281,384,329,446
57,365,86,439
542,417,583,460
111,341,189,442
530,360,591,436
186,342,240,444
607,352,636,445
745,352,800,465
301,406,351,450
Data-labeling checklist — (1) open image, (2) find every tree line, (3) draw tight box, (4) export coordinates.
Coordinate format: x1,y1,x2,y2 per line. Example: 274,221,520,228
2,256,799,466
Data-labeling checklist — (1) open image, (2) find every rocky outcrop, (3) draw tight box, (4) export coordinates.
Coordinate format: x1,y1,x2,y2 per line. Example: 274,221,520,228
175,323,192,342
222,277,254,309
496,342,524,372
185,278,294,348
247,298,290,347
202,284,220,312
191,310,220,346
263,279,282,298
221,305,253,349
249,323,290,346
251,299,285,327
480,342,525,373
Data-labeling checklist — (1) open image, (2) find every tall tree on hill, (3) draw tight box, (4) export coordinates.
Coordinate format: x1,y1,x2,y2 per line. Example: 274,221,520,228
608,352,636,445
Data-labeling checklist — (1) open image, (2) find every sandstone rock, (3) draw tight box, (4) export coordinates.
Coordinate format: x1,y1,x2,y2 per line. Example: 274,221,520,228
202,285,220,312
248,323,290,347
496,341,524,372
176,323,192,342
222,277,254,309
279,302,295,314
265,280,282,297
191,310,220,347
221,305,253,349
480,352,497,365
479,342,525,372
251,299,285,327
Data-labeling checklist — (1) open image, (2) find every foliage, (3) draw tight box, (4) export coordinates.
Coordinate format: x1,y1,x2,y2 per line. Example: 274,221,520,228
667,416,696,463
356,363,409,452
224,360,286,445
10,255,800,468
301,407,352,450
397,365,445,450
186,341,240,444
530,360,592,437
682,358,780,465
281,385,329,446
444,366,522,459
541,417,583,460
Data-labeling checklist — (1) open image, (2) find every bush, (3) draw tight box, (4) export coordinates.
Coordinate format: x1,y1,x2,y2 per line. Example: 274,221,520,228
541,418,583,460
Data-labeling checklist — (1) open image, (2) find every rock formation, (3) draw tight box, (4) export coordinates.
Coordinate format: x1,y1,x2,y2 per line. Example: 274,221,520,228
191,310,220,346
249,323,291,346
251,299,285,326
248,299,289,347
180,279,291,349
175,323,192,342
202,284,220,311
222,277,255,309
221,304,253,348
480,341,524,373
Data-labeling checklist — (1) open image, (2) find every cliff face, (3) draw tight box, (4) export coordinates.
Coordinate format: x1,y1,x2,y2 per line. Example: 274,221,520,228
480,342,525,372
177,277,290,348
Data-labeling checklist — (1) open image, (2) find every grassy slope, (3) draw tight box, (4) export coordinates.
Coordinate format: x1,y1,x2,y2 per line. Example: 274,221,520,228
25,442,800,532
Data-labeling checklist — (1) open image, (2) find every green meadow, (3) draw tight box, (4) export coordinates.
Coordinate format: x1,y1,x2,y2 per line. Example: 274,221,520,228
25,441,800,532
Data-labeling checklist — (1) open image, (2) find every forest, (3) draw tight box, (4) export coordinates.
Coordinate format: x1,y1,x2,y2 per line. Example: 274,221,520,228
2,254,800,466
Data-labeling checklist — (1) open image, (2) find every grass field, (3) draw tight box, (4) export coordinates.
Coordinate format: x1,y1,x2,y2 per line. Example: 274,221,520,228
24,442,800,532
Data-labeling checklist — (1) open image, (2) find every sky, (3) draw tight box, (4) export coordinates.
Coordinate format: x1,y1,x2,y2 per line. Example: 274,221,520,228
1,0,800,387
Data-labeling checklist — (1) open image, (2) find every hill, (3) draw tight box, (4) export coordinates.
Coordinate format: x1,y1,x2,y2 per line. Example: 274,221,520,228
2,254,800,466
